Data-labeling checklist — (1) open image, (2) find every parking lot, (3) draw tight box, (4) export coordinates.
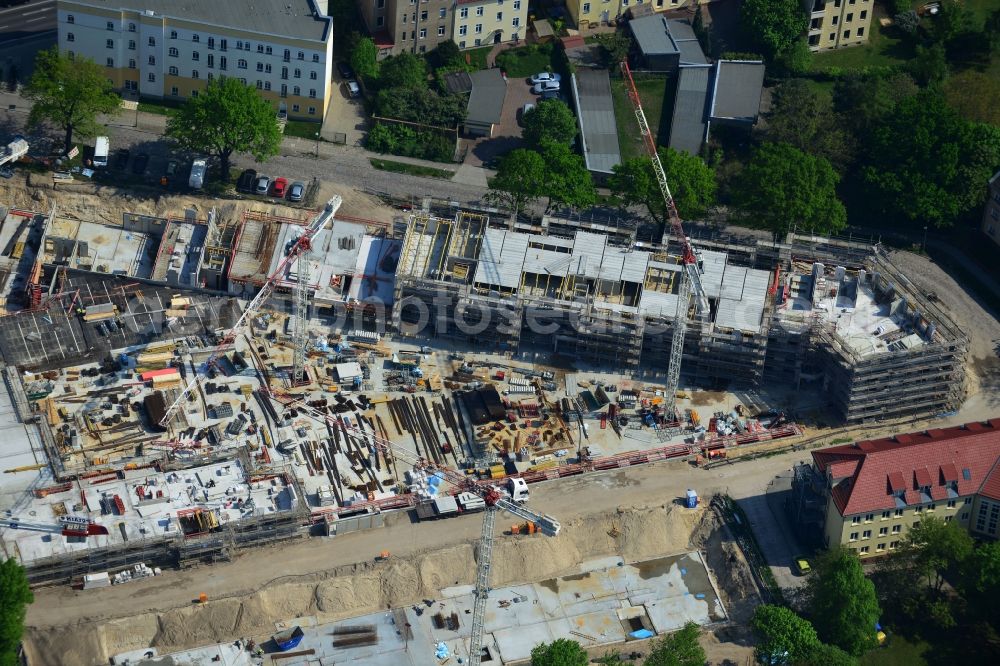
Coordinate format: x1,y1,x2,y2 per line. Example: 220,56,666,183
463,73,542,168
321,63,368,147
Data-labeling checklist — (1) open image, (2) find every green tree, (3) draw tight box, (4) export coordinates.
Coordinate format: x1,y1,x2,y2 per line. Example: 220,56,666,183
861,89,1000,226
0,559,33,666
751,604,820,665
932,0,975,44
773,38,812,76
609,149,715,224
429,40,464,69
166,77,281,181
904,515,974,595
530,638,589,666
797,641,858,666
375,86,467,127
739,0,809,60
379,52,428,89
731,142,846,237
522,99,578,148
350,37,380,81
24,47,121,154
765,79,852,171
833,73,917,137
908,43,949,85
644,621,705,666
595,32,632,67
804,547,881,657
540,141,596,212
486,148,547,216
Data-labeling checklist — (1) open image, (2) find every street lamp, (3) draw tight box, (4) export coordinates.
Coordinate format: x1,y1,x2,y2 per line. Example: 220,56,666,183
315,132,320,158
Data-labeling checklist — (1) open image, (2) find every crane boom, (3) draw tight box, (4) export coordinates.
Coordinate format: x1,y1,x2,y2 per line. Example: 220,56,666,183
1,514,109,539
620,61,708,419
157,197,342,427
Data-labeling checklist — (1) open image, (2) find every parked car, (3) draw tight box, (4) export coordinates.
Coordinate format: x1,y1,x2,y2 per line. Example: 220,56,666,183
288,181,305,202
112,148,130,170
237,168,257,193
131,153,149,175
539,89,562,101
255,175,271,194
532,80,560,94
346,80,361,97
270,176,288,197
530,72,561,85
337,61,355,79
520,102,535,126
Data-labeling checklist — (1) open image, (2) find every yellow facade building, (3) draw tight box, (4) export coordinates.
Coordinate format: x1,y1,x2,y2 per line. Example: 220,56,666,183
804,0,873,50
57,0,334,120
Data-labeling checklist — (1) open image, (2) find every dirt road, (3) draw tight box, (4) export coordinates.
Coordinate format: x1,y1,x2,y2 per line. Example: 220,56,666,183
26,448,809,630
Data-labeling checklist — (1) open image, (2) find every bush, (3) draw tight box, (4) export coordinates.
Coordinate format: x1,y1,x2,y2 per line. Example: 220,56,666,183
365,122,454,162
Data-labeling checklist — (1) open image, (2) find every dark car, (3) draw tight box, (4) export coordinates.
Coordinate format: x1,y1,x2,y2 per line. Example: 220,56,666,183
131,153,149,175
288,181,305,202
113,148,130,170
236,168,257,193
336,61,354,80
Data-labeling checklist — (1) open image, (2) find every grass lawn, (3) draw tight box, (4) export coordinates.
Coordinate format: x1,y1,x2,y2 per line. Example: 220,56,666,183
136,100,178,116
811,6,912,70
860,635,929,666
463,46,492,71
495,44,556,78
968,0,1000,24
610,75,668,161
369,158,454,180
283,120,324,140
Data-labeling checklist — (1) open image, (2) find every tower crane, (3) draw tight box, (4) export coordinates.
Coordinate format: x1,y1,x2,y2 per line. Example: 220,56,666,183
620,61,709,421
157,196,342,428
268,391,560,666
1,514,109,539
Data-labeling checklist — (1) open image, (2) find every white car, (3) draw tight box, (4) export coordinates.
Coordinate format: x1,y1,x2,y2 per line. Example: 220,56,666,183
346,80,360,97
532,80,560,94
530,72,562,85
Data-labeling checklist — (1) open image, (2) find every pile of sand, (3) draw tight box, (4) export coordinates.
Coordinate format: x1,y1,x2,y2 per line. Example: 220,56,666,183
23,503,723,666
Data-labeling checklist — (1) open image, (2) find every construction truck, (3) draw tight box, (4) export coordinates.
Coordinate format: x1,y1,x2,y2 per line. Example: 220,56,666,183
414,484,523,522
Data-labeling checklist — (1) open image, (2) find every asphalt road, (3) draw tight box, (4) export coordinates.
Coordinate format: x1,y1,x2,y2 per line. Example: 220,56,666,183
0,0,55,44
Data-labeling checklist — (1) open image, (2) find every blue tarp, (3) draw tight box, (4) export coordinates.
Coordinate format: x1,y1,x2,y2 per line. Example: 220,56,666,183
630,629,655,639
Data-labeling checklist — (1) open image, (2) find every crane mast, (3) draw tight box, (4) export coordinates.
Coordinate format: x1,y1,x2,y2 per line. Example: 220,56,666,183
620,61,709,420
291,241,311,385
157,197,342,427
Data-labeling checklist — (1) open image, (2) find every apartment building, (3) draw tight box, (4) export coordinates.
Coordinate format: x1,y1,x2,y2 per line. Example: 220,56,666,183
359,0,527,55
566,0,717,30
56,0,334,120
982,170,1000,248
802,0,872,50
803,419,1000,558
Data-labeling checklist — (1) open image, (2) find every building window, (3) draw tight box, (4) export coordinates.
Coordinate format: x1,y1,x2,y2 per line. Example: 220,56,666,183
67,15,74,24
928,504,936,512
459,25,467,36
170,30,177,39
207,54,214,68
238,59,247,69
128,59,136,69
193,51,200,61
420,10,428,20
148,36,155,46
309,88,316,98
257,44,264,53
459,40,466,48
497,12,503,20
298,51,304,60
208,37,215,49
220,56,227,71
947,500,957,508
283,49,290,61
476,6,484,15
849,532,859,542
128,40,135,50
419,28,427,39
880,511,890,520
169,47,179,57
894,509,904,517
915,506,924,513
236,40,243,50
191,90,198,97
256,80,262,89
847,13,853,21
844,30,851,38
264,81,271,90
171,86,179,96
475,24,483,34
67,33,75,42
851,516,860,525
168,65,178,75
961,511,969,520
147,73,155,82
312,54,319,62
438,26,445,36
864,513,874,522
280,84,287,98
439,7,446,17
401,31,408,41
294,68,301,78
861,9,867,19
193,34,200,43
192,70,199,79
965,498,973,504
862,530,872,539
475,38,481,46
876,543,885,552
220,39,227,51
107,21,114,31
892,525,902,534
106,57,114,67
257,63,264,72
309,71,317,80
878,527,888,536
148,56,156,65
293,85,300,95
514,0,520,8
281,66,288,79
292,104,300,112
858,27,865,36
889,540,899,549
308,106,316,115
860,546,869,554
106,39,114,49
265,64,272,73
513,17,520,27
945,516,953,523
460,7,468,17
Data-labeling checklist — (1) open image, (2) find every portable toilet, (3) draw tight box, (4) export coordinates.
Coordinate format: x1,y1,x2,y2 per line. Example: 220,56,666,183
685,489,698,508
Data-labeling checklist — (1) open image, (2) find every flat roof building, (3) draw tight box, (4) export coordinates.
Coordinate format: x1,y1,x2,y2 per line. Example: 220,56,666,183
464,69,507,138
571,68,622,179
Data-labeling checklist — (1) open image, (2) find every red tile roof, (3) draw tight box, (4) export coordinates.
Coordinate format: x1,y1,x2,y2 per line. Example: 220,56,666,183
812,418,1000,516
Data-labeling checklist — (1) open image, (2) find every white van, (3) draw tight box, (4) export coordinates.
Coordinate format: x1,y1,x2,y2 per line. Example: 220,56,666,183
93,136,109,168
188,158,207,189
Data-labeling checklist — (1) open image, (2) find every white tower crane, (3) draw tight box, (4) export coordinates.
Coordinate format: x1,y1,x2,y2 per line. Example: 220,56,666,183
157,197,342,427
269,392,560,665
620,61,709,421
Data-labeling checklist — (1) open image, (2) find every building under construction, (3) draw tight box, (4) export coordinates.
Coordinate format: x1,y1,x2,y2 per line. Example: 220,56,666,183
393,212,967,425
